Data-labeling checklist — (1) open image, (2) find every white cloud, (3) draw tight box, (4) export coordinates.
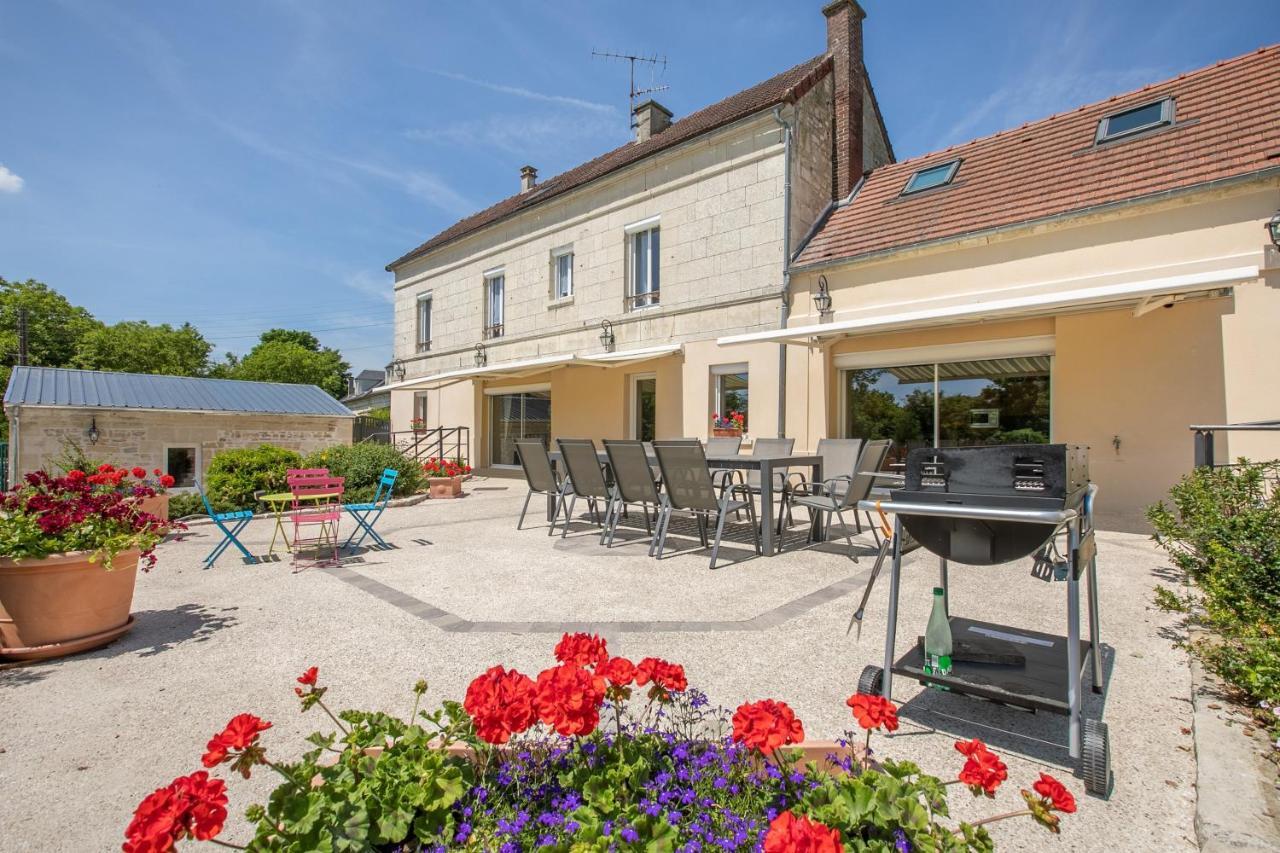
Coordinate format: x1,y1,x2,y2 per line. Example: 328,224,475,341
404,111,621,156
0,164,23,193
425,69,617,115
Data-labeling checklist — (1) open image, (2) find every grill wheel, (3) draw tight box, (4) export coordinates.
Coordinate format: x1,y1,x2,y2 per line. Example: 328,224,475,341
1082,717,1111,797
857,664,884,697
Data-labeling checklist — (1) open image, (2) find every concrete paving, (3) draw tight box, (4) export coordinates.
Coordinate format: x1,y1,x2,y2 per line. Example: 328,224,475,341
0,481,1198,851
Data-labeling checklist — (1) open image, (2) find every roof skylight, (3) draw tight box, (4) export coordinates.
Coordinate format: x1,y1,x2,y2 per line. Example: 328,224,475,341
901,159,961,195
1096,98,1174,143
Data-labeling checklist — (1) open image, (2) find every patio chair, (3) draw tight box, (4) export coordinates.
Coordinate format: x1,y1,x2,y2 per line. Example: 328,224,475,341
195,479,257,568
705,435,743,456
515,439,572,534
717,437,795,534
784,438,865,556
555,438,612,538
784,437,863,521
342,468,398,549
601,439,663,547
652,441,760,569
289,475,344,570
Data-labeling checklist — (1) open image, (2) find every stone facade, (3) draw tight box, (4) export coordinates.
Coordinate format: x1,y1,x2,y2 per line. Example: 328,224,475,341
10,407,353,481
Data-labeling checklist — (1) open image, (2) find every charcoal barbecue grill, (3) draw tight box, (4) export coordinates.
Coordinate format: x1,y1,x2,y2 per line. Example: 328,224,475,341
855,444,1111,796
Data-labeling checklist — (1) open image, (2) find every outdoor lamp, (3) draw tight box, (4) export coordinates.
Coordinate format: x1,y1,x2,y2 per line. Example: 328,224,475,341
390,359,406,381
1268,210,1280,248
599,319,615,352
813,274,833,317
87,416,99,445
474,343,487,367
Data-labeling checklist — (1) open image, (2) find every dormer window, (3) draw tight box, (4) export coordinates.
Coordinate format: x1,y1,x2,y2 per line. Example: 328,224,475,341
901,159,960,196
1096,98,1174,143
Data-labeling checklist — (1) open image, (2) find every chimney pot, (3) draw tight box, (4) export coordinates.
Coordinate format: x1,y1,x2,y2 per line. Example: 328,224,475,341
633,99,673,143
520,164,538,193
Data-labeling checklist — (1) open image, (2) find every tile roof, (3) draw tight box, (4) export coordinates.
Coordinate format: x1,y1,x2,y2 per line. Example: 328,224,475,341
4,367,355,417
387,54,833,271
795,45,1280,268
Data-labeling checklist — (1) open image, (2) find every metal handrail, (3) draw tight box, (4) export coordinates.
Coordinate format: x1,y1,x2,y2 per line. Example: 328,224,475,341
391,426,470,465
1190,419,1280,468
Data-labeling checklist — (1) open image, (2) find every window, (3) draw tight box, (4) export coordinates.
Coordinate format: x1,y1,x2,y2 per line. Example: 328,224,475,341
626,220,660,309
632,374,656,441
1096,98,1174,143
484,270,504,338
711,364,749,433
166,447,196,489
415,294,432,353
901,159,960,195
552,248,574,300
413,392,429,426
488,390,551,466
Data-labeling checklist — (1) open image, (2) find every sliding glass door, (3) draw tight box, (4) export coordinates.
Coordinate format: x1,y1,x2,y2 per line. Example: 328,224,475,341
488,391,551,466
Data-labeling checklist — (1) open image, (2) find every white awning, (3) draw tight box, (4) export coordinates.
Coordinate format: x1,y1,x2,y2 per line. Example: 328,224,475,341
382,344,683,393
717,261,1260,347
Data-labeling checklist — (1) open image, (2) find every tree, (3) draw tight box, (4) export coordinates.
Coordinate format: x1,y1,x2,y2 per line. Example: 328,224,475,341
228,330,350,398
0,277,100,370
73,321,212,376
258,328,322,351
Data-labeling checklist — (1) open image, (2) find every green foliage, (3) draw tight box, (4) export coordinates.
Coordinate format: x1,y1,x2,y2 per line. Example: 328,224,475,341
363,407,390,422
72,320,212,376
204,444,303,510
228,337,351,398
47,437,107,475
1149,460,1280,703
301,443,424,502
167,491,207,519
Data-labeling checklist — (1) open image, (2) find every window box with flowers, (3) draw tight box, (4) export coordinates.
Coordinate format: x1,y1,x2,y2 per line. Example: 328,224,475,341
410,417,429,433
422,457,472,499
0,465,182,662
125,633,1081,851
712,411,745,437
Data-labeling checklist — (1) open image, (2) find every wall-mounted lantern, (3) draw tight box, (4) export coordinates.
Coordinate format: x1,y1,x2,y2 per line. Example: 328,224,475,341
87,416,100,445
474,343,487,367
813,274,833,317
599,319,615,352
1267,210,1280,248
389,359,406,381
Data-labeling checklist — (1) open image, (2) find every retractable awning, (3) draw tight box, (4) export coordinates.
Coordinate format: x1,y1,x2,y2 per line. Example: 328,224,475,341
717,260,1260,347
381,344,683,393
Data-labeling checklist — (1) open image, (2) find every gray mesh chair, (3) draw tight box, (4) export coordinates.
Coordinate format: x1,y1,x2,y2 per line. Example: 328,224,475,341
718,437,795,533
652,442,760,569
789,439,892,554
515,439,572,534
555,438,611,538
705,435,743,456
850,440,893,545
785,438,864,554
601,439,662,547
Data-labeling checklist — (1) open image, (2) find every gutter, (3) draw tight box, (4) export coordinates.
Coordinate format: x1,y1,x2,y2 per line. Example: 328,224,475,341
771,106,794,439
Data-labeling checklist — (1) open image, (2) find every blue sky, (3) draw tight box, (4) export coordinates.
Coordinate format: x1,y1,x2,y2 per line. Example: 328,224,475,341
0,1,1274,373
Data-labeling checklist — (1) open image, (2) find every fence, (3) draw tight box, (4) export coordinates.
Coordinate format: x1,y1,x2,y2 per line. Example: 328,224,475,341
391,427,470,465
0,441,7,490
353,416,390,444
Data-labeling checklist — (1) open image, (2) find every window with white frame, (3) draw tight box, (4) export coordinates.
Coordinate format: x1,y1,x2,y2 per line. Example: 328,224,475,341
551,247,574,300
166,446,197,488
412,392,429,428
484,270,504,338
626,219,660,309
711,363,749,433
415,294,432,353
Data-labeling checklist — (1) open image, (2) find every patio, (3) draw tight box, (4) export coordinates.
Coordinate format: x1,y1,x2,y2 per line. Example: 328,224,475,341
0,482,1195,850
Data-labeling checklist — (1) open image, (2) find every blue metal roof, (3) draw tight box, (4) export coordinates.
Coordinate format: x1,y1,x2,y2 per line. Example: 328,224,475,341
4,367,355,417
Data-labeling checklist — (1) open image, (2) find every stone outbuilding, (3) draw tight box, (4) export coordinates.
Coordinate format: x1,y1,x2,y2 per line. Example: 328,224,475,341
4,367,355,487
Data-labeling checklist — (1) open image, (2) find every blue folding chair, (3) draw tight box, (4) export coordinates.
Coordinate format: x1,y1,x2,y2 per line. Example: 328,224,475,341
342,468,399,549
195,480,257,568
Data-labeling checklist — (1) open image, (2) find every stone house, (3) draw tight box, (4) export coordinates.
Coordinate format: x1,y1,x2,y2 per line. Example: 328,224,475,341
4,366,354,486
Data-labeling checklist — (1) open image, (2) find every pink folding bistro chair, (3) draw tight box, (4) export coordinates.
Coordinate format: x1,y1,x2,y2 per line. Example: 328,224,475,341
288,475,344,570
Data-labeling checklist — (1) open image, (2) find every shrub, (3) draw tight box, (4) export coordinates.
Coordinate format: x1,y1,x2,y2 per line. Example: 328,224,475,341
167,491,207,519
1149,460,1280,703
204,445,302,510
301,442,424,502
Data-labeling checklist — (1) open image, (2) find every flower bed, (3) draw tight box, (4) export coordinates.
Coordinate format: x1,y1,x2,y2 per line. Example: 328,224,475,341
127,635,1076,851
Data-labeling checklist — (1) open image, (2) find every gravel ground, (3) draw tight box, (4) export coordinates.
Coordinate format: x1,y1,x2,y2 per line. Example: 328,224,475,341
0,481,1196,851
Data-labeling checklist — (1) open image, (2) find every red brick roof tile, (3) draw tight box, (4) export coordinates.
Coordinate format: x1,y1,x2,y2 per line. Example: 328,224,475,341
795,45,1280,268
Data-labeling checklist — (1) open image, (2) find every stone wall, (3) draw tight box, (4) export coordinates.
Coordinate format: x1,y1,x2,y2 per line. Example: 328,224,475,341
11,407,353,480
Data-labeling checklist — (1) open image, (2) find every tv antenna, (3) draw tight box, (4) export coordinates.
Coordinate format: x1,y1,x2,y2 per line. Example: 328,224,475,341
592,49,669,131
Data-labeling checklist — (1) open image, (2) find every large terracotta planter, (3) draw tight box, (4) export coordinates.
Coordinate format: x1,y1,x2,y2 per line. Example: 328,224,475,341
0,548,140,661
428,476,464,499
712,427,743,438
137,494,170,521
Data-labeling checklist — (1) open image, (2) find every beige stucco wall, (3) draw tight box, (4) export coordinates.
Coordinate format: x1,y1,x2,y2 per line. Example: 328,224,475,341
10,407,353,481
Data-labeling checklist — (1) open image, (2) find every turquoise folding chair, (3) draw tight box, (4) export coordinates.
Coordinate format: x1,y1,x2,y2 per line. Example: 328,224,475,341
342,468,398,549
195,480,257,568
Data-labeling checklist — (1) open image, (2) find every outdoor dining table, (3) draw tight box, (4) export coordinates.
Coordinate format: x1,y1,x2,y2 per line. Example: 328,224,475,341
259,490,343,555
547,450,824,557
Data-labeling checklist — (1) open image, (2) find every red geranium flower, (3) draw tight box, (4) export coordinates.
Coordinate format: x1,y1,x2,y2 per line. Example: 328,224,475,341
634,657,687,693
131,467,147,478
158,475,175,488
731,699,805,752
123,770,228,852
153,468,162,476
597,656,636,687
763,810,843,853
846,693,899,732
464,665,538,744
1032,773,1077,814
201,713,271,769
297,666,318,686
98,463,114,473
67,469,86,482
534,663,606,737
553,632,609,668
954,738,1007,796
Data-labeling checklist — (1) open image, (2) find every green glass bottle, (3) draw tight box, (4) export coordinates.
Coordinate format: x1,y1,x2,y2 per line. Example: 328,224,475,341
924,587,953,685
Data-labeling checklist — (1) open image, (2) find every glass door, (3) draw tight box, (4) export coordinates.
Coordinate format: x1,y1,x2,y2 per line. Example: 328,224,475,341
489,391,551,466
632,375,656,441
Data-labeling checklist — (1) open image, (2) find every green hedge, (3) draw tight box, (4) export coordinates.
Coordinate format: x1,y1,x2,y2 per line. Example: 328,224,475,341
204,444,303,510
1149,460,1280,703
301,443,424,503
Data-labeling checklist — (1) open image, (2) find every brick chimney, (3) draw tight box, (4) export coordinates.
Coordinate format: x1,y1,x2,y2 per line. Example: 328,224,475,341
520,164,538,193
824,0,866,199
633,99,673,143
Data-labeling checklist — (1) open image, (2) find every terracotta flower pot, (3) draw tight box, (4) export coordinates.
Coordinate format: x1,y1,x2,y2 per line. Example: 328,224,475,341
428,476,464,499
712,427,743,437
0,548,140,661
137,494,170,521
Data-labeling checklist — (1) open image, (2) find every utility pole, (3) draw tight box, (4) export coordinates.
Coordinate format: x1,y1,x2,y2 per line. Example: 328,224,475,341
592,49,669,133
17,307,28,366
